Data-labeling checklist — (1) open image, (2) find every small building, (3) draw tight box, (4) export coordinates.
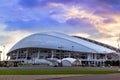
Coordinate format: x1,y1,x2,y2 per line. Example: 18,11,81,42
62,58,81,66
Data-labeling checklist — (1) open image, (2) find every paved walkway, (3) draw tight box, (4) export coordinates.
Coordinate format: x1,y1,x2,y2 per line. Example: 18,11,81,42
53,73,120,80
0,75,82,80
0,74,120,80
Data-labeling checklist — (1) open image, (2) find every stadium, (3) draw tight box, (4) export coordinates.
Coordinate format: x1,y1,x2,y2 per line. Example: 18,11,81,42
7,32,119,67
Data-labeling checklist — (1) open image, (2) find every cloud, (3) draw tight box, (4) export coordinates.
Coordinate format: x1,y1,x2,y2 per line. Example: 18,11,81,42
0,0,120,55
46,2,65,7
50,4,120,36
5,16,64,31
48,3,120,47
88,12,120,38
65,6,105,24
93,36,118,48
71,32,91,38
50,5,105,24
0,24,6,31
0,23,32,60
66,18,92,26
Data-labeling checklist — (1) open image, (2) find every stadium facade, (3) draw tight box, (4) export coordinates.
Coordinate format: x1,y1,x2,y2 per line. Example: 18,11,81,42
7,32,119,66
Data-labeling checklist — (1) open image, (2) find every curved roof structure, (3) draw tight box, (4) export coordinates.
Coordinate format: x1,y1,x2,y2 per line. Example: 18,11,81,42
74,36,120,52
62,58,77,66
8,32,115,54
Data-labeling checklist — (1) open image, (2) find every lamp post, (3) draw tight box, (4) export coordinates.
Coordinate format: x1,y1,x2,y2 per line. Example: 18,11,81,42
0,51,2,62
117,37,120,71
3,45,5,61
58,46,63,67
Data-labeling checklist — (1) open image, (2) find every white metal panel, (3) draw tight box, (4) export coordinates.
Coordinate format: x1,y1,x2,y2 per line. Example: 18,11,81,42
43,32,115,53
8,32,115,54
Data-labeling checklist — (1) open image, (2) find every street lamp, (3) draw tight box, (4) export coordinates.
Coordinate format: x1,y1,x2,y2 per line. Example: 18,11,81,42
117,37,120,71
58,46,63,67
3,45,5,61
0,51,2,61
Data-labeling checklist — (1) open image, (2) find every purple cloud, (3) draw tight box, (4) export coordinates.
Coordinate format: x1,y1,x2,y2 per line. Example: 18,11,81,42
66,18,92,26
103,18,116,23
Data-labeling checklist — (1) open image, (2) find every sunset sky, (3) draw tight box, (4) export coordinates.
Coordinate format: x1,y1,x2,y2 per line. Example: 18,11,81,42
0,0,120,60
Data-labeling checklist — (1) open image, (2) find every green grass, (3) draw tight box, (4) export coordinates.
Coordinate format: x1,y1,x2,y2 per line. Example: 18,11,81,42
0,70,119,75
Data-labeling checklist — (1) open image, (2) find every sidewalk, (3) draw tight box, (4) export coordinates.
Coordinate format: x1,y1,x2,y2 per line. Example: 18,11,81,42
0,75,83,80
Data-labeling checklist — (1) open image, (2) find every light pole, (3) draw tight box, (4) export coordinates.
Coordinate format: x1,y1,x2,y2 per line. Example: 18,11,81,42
117,37,120,71
3,45,5,61
0,51,2,62
58,46,63,67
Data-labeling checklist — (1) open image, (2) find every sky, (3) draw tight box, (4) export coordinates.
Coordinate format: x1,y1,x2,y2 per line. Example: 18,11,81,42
0,0,120,60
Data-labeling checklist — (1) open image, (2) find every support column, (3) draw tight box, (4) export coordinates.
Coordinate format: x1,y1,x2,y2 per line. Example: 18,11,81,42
87,53,91,60
19,49,22,64
94,54,97,60
16,50,19,60
25,49,28,61
68,52,71,58
51,50,54,58
105,54,107,60
100,61,104,66
6,56,9,60
87,53,91,66
37,49,40,59
88,61,90,66
94,54,97,66
99,61,102,66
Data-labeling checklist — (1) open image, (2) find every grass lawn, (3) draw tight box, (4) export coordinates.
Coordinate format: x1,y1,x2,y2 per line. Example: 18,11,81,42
0,70,119,75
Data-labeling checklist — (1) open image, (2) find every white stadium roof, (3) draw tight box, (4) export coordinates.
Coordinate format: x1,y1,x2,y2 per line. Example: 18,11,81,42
8,32,115,54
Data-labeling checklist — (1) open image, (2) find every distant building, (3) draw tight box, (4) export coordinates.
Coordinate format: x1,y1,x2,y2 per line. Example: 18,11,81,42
7,32,118,66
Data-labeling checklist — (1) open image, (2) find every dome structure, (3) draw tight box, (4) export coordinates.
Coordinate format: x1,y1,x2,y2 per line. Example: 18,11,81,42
7,32,117,66
8,32,115,54
62,58,80,66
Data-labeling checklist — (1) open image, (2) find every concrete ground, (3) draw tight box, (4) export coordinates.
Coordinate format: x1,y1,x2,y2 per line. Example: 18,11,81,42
49,73,120,80
0,74,120,80
0,75,83,80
